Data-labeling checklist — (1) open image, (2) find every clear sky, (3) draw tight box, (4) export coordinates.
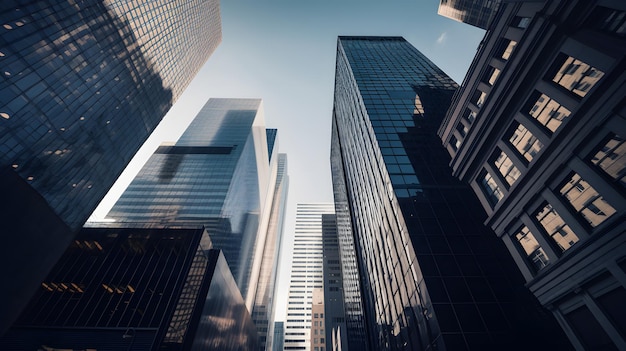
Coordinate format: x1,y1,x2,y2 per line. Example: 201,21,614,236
92,0,484,322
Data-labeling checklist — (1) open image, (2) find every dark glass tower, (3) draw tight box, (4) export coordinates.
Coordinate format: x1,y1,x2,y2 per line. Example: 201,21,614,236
0,226,258,350
0,0,221,331
106,98,275,311
330,36,568,350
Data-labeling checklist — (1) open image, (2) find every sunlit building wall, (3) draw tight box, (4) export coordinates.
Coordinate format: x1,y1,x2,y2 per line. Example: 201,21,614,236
0,226,258,351
437,0,501,29
330,36,569,350
284,203,334,351
0,0,221,332
106,98,273,311
273,321,285,351
438,1,626,349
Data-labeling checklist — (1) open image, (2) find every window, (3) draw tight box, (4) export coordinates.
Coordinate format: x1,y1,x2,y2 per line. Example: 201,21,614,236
560,173,616,227
493,150,521,186
509,123,543,162
471,90,488,108
480,170,504,206
586,6,626,37
512,16,531,29
590,134,626,188
495,39,517,60
514,226,549,272
463,108,477,124
483,66,501,86
450,135,461,151
552,55,604,98
527,92,571,133
535,203,579,253
456,123,468,138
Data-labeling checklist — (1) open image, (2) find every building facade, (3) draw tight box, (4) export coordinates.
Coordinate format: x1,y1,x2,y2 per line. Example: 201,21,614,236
437,0,501,30
253,153,290,351
273,321,285,351
0,0,221,331
438,1,626,349
330,36,570,350
106,98,275,310
0,226,258,350
284,203,334,351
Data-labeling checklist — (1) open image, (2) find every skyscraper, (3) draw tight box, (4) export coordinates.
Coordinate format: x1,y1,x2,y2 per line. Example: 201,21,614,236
438,1,626,349
0,226,259,350
284,203,334,351
330,36,569,350
106,98,276,312
0,0,221,331
253,153,289,351
437,0,501,29
273,321,285,351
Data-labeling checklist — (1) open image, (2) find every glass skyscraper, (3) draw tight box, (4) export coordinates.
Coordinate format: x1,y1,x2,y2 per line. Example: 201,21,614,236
330,36,568,350
106,98,276,312
0,0,221,332
437,0,501,29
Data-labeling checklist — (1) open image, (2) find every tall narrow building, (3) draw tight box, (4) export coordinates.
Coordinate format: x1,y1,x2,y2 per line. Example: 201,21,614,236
284,203,334,351
0,0,221,331
106,98,276,310
330,36,570,350
253,153,289,351
438,1,626,349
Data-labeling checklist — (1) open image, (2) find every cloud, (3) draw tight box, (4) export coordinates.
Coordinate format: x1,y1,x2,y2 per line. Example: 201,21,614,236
436,32,447,45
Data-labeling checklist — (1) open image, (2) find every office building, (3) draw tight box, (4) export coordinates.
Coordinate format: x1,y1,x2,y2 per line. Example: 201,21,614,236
0,226,258,350
0,0,221,331
311,289,326,351
253,153,290,351
273,321,285,351
106,98,277,312
284,203,334,351
438,1,626,349
437,0,501,29
330,36,570,350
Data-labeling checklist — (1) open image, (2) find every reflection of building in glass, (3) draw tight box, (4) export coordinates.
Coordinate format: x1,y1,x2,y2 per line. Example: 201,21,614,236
0,226,258,350
273,321,285,351
106,98,278,314
331,36,569,350
438,1,626,349
253,153,289,351
437,0,501,29
0,0,221,331
284,204,335,351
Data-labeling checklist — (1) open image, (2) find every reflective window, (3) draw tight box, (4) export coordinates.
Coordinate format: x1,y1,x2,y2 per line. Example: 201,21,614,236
535,203,579,253
514,226,549,272
463,108,477,124
495,39,517,61
480,170,504,206
586,6,626,37
527,92,571,133
552,56,604,97
450,135,461,151
456,123,468,138
483,66,501,86
509,123,543,162
493,150,521,186
560,173,616,227
590,134,626,188
512,16,531,29
471,90,488,108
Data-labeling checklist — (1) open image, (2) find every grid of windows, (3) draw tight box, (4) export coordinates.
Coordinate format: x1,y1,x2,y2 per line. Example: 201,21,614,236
559,173,616,227
552,56,604,98
535,203,580,253
527,92,572,133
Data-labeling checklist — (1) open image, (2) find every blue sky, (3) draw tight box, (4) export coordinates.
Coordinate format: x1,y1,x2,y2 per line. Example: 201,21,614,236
93,0,484,321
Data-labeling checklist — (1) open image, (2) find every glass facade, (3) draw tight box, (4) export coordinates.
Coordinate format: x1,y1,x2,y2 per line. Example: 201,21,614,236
0,226,258,350
331,36,566,350
437,0,501,29
106,98,272,307
0,0,221,331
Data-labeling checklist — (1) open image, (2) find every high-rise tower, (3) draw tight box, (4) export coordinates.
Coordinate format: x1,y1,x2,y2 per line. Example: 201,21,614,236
0,0,221,331
330,36,569,350
106,98,276,311
438,1,626,348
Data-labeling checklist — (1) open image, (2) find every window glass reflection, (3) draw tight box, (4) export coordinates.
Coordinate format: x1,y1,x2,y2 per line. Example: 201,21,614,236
509,123,543,162
514,226,549,272
493,150,520,186
590,134,626,188
560,172,616,227
535,203,579,253
528,92,571,133
552,56,604,98
480,171,503,206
